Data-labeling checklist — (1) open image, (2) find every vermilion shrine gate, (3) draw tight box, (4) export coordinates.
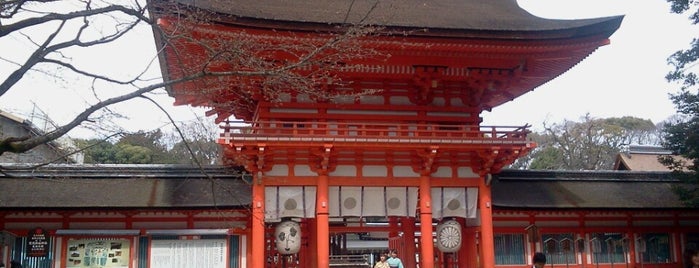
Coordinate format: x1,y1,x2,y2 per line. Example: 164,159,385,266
151,1,622,267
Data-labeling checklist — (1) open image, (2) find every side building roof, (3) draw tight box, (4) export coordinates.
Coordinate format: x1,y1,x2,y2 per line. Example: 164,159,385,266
1,165,689,211
613,145,689,171
0,110,73,164
492,169,686,209
0,164,250,209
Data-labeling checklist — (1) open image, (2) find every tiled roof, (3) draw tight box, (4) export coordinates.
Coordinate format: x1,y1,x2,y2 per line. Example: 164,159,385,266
0,164,250,209
492,169,685,209
159,0,623,39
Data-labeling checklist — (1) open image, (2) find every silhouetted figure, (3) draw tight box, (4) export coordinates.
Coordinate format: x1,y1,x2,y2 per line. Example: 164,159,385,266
533,252,547,268
10,260,21,268
684,247,699,268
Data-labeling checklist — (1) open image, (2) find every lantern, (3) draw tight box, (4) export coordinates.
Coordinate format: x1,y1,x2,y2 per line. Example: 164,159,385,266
436,220,462,253
275,221,301,255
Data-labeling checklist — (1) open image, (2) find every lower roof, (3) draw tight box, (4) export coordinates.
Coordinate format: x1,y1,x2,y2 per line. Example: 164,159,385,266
0,165,690,210
492,170,687,209
0,164,250,209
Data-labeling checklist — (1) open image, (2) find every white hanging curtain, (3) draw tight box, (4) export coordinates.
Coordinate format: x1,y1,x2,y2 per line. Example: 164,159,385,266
386,187,418,217
467,187,478,218
362,187,386,217
329,186,418,217
329,186,362,217
265,186,317,222
431,187,479,219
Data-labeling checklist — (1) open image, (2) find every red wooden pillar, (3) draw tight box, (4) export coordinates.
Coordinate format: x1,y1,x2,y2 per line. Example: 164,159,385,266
626,229,637,268
388,217,400,256
307,218,318,268
251,178,266,268
316,172,330,268
460,221,479,268
419,173,435,268
389,217,399,237
401,217,417,268
296,219,308,268
479,182,495,268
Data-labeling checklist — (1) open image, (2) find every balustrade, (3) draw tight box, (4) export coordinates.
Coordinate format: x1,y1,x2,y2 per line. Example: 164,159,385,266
219,121,531,144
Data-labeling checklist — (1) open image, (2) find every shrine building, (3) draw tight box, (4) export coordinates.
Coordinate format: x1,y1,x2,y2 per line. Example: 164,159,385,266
1,1,699,268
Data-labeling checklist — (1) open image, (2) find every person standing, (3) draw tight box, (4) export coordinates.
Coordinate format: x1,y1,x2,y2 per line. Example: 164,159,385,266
374,253,390,268
684,247,699,268
386,249,404,268
532,252,547,268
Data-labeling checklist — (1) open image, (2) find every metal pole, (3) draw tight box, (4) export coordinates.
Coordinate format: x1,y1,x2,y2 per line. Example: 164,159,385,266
550,254,554,268
610,251,614,268
561,239,571,268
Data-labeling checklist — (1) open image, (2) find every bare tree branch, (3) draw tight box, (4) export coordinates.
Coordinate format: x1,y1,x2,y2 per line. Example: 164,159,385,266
0,0,381,159
0,18,65,96
1,4,151,37
1,71,201,154
1,3,147,96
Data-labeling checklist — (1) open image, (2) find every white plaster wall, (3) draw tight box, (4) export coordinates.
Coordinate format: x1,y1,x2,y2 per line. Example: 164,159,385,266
267,165,290,176
393,166,420,177
457,167,478,178
361,165,388,177
329,165,357,177
433,166,452,178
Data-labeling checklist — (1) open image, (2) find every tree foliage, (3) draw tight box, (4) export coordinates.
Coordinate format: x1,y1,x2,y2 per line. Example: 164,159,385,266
78,134,159,164
662,0,699,207
116,130,170,163
163,117,221,165
511,115,659,170
114,143,155,164
0,0,378,163
75,138,117,164
76,120,221,164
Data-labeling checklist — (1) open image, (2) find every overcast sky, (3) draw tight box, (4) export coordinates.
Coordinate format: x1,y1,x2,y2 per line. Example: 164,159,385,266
482,0,699,130
1,0,697,138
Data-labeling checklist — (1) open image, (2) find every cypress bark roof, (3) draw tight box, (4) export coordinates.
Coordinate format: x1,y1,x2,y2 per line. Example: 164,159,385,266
492,169,686,209
0,165,250,209
161,0,623,39
0,165,689,210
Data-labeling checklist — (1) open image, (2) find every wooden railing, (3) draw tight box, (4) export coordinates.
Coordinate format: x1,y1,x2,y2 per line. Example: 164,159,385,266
219,121,531,144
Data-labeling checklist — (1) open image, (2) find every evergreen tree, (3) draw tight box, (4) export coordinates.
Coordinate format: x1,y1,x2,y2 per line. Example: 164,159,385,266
76,123,221,165
117,130,173,163
661,0,699,207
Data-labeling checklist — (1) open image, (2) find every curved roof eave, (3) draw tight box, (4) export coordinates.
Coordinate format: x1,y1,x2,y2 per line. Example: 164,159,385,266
164,0,623,40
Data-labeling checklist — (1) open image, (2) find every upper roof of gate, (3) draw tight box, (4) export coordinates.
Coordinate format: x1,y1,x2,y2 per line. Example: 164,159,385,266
157,0,623,39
